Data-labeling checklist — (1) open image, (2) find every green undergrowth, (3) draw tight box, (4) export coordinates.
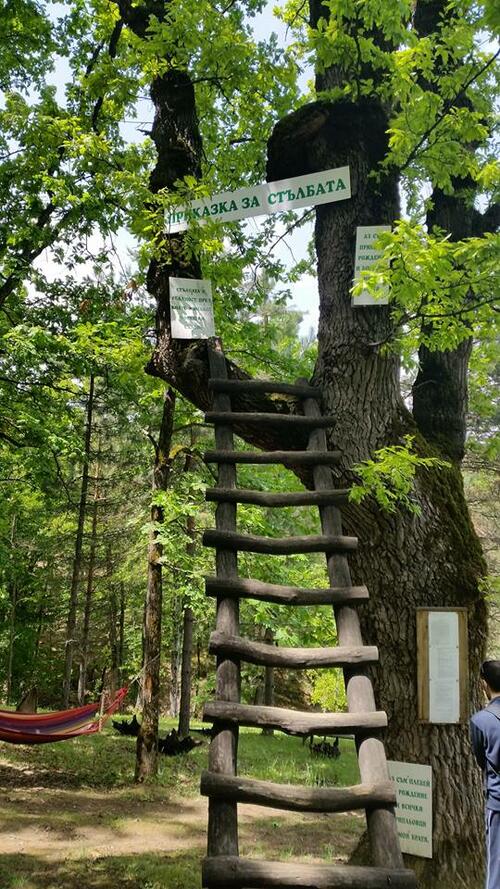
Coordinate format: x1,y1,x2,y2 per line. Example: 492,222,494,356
0,718,359,791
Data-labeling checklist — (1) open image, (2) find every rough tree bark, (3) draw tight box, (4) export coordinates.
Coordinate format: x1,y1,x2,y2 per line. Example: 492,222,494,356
117,0,490,882
63,372,95,708
135,388,176,782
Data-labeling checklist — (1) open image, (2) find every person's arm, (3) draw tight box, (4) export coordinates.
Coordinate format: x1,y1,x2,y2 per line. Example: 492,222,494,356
470,716,487,770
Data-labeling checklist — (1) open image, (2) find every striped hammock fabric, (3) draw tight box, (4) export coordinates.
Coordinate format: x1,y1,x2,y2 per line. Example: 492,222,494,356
0,686,128,745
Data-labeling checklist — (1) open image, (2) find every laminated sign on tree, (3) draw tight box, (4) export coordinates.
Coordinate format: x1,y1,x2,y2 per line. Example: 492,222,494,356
170,278,215,339
165,167,351,232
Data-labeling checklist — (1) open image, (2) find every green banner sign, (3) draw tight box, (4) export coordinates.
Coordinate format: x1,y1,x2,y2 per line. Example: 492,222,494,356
166,166,351,232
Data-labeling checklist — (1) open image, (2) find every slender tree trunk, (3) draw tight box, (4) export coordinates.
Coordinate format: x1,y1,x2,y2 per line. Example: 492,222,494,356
109,583,119,697
6,582,17,705
135,388,175,782
118,580,126,686
134,681,144,713
177,437,198,738
178,605,194,738
6,514,17,704
32,590,46,674
169,597,182,717
63,373,95,707
78,448,100,705
262,627,275,736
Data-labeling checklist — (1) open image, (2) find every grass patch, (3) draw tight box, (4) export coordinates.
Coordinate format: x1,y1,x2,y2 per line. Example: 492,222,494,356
238,730,359,787
0,851,201,889
0,721,359,792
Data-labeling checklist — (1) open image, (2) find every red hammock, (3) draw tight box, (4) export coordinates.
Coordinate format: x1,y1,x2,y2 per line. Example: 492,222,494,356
0,686,128,745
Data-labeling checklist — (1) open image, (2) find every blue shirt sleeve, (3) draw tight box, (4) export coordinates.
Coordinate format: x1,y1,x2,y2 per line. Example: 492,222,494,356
470,716,487,770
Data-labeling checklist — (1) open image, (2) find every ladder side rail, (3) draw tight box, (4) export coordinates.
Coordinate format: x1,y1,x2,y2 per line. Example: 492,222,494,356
301,389,404,871
206,344,240,859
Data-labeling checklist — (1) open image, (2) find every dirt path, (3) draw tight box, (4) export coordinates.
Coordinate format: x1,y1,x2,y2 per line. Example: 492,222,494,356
0,757,363,888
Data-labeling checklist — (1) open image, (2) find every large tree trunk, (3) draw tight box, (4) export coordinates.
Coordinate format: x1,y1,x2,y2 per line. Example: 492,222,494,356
63,372,95,708
135,388,175,782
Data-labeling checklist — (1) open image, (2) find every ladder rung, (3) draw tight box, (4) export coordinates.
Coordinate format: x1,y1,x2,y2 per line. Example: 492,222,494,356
200,771,396,813
205,411,336,429
205,576,369,606
204,449,341,466
203,701,387,736
208,379,321,398
202,856,417,888
202,530,357,556
209,632,378,669
206,488,349,507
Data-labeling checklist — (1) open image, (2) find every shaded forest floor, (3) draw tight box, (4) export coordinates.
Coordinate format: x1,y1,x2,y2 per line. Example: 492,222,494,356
0,723,363,888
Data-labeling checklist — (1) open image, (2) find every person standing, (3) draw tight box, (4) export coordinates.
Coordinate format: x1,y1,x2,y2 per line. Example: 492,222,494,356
470,660,500,889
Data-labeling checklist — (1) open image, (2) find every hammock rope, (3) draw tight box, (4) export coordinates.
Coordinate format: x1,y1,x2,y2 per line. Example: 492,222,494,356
0,686,128,745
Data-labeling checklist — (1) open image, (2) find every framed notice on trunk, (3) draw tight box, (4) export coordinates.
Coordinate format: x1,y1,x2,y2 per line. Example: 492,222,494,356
416,608,469,724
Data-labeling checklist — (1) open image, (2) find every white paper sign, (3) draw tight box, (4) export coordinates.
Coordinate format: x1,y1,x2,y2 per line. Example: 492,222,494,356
165,167,351,232
170,278,215,339
388,761,433,859
352,225,391,306
428,611,460,723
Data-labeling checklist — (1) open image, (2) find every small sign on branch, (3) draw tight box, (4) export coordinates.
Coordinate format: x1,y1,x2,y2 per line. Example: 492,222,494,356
388,760,433,859
170,278,215,339
352,225,391,306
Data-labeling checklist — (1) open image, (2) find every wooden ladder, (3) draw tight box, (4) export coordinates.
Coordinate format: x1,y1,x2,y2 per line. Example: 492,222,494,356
200,345,417,889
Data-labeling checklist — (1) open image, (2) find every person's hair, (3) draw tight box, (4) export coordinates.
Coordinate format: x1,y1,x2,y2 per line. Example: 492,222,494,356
481,661,500,692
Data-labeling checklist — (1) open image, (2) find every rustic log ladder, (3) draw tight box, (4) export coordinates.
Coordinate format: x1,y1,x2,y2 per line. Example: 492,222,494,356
200,345,417,889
